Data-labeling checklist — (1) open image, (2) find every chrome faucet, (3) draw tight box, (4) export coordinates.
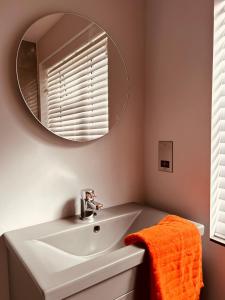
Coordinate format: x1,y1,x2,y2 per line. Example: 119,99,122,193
80,188,103,220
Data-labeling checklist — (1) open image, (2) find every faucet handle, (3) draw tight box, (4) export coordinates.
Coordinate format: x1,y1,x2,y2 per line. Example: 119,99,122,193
94,201,103,210
81,188,96,201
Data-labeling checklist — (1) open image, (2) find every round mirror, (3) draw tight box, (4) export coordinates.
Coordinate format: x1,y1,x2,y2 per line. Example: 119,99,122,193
16,13,128,142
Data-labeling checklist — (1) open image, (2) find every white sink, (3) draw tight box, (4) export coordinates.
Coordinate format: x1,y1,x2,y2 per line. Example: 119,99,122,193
22,211,141,274
4,203,204,300
39,212,138,258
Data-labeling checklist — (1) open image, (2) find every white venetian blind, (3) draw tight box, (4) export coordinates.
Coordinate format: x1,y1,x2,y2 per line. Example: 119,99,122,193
46,32,109,142
211,0,225,242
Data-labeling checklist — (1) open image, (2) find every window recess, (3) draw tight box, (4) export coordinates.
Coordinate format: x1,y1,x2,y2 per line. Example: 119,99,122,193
211,0,225,243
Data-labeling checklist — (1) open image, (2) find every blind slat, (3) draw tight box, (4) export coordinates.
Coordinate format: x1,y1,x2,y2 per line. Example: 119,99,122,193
48,87,108,107
65,135,104,142
48,98,107,115
48,35,107,76
48,94,107,110
48,108,108,124
48,103,108,120
48,49,107,84
48,115,108,127
53,128,108,136
50,121,108,132
48,71,108,99
48,67,107,93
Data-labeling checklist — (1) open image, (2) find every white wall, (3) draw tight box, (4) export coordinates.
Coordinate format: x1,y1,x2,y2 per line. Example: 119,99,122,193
145,0,225,299
0,1,146,299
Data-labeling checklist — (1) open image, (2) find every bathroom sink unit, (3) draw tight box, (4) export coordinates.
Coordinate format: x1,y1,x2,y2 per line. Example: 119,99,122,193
4,203,204,300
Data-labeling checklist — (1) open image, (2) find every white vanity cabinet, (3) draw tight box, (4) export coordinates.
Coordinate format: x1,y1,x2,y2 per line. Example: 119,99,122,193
63,267,143,300
8,247,147,300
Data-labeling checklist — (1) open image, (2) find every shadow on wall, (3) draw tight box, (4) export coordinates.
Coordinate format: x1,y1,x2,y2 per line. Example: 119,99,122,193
61,198,78,217
0,237,10,299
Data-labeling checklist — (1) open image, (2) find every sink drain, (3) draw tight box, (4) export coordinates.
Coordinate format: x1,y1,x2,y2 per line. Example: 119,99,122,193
93,225,100,233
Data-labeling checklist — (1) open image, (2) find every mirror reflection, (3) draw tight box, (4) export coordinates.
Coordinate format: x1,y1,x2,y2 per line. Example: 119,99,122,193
17,13,127,142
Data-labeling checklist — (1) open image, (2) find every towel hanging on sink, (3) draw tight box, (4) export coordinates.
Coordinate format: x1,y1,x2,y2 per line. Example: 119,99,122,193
124,215,203,300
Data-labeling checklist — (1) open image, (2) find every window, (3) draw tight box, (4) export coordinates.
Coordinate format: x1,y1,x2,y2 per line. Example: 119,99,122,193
43,32,109,142
211,0,225,243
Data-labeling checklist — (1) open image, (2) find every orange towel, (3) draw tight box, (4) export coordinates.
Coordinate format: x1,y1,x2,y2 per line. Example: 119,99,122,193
125,215,203,300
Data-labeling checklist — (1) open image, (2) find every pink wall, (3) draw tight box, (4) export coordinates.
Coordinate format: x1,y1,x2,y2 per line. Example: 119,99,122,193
0,1,145,299
37,14,90,63
145,0,225,299
2,0,220,298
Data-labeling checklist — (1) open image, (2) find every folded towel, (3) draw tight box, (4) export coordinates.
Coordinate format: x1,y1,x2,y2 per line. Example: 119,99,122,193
124,215,203,300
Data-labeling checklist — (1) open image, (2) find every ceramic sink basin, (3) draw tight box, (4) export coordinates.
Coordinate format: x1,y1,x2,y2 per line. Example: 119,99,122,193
38,211,138,258
22,210,142,273
4,203,204,300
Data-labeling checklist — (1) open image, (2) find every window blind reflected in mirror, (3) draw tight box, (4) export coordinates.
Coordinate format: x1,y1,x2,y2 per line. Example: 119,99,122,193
44,33,109,142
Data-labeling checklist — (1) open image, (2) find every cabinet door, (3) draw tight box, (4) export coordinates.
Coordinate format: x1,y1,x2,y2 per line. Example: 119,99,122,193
64,268,138,300
114,290,135,300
